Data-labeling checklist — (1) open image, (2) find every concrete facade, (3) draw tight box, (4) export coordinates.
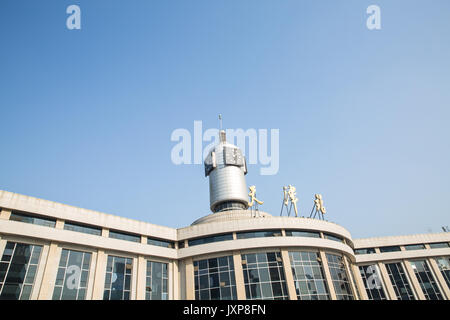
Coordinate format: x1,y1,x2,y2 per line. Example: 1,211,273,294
0,190,449,300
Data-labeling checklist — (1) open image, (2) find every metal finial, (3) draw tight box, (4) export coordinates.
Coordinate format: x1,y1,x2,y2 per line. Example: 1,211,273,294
218,114,223,131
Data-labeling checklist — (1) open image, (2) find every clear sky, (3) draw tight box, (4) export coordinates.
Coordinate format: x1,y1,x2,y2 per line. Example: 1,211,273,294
1,0,449,239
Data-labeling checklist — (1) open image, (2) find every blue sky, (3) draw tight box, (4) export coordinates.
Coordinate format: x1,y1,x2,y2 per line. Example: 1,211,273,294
0,0,449,238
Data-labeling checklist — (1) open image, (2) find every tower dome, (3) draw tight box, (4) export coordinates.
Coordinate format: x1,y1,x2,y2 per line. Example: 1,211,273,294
204,130,249,213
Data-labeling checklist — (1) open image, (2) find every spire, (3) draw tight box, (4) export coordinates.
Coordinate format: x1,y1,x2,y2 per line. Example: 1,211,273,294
219,114,226,142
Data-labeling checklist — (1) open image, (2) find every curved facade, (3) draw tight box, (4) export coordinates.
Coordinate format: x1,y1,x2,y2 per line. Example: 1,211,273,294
0,190,449,300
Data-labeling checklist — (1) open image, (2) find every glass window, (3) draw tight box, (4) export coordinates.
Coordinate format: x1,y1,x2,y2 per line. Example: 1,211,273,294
188,234,233,247
358,265,387,300
63,221,102,236
194,256,237,300
241,252,289,300
0,241,42,300
285,230,320,238
109,230,141,243
429,242,450,249
323,233,344,243
379,246,401,253
385,262,415,300
9,211,56,228
289,251,330,300
213,202,246,212
103,255,133,300
404,244,426,251
434,257,450,290
410,260,443,300
354,248,376,255
236,230,282,240
325,253,354,300
52,249,92,300
145,261,168,300
147,237,175,249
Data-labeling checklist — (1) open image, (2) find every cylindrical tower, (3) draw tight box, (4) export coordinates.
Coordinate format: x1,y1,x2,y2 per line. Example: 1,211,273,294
204,130,249,213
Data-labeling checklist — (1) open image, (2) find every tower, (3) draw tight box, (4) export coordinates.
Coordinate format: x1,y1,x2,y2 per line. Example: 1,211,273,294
204,130,249,213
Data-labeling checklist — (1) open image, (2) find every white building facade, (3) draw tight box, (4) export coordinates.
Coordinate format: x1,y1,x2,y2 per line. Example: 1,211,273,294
0,189,449,300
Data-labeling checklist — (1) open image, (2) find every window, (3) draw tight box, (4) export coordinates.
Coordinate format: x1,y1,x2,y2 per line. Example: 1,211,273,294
188,234,233,247
147,237,175,249
63,221,102,236
0,241,42,300
52,249,92,300
434,257,450,290
354,248,376,255
359,265,387,300
285,230,320,238
145,261,168,300
379,246,401,253
103,256,133,300
325,253,354,300
194,256,237,300
404,244,426,251
289,251,330,300
109,230,141,243
236,230,282,240
323,233,344,243
241,252,289,300
385,262,415,300
213,202,246,212
9,211,56,228
410,260,443,300
429,242,450,249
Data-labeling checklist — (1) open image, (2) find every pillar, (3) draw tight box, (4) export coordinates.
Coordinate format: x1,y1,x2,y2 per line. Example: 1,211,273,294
319,250,337,300
37,242,61,299
232,251,246,300
280,249,297,300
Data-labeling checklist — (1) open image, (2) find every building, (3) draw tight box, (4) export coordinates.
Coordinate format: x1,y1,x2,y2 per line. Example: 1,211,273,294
0,131,449,300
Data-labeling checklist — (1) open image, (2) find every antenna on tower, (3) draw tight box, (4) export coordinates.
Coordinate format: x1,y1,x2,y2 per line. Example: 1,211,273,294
218,114,223,131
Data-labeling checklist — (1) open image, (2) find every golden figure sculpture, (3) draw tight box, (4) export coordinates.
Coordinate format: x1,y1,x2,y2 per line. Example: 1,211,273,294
248,185,264,207
287,185,299,217
282,186,289,207
314,194,326,215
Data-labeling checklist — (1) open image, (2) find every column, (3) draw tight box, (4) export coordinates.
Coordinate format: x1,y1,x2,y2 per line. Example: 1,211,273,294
319,250,337,300
37,242,61,299
343,256,359,300
377,262,398,300
131,257,138,300
101,228,109,238
232,251,246,300
0,237,6,257
55,219,64,230
403,260,426,300
179,260,186,299
86,251,97,300
185,258,195,300
172,260,180,300
136,256,146,300
428,258,450,300
0,208,11,220
280,249,297,300
31,243,50,300
92,249,107,299
351,264,368,300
